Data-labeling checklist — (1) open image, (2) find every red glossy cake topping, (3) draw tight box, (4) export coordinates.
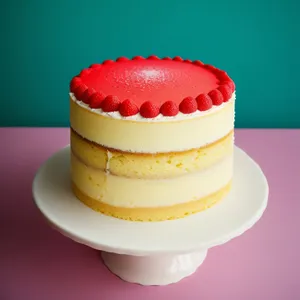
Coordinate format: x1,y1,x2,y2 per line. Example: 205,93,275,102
70,56,235,118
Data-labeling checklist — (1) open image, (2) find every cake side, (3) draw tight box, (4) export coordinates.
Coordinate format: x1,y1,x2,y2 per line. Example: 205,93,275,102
71,153,233,208
70,92,235,153
71,129,233,179
72,181,232,222
69,55,236,221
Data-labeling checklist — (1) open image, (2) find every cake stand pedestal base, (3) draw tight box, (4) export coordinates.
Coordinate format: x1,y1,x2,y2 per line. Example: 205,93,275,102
32,145,269,286
101,250,207,286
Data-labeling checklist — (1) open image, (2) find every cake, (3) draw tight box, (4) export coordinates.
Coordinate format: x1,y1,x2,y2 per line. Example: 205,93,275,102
69,55,235,222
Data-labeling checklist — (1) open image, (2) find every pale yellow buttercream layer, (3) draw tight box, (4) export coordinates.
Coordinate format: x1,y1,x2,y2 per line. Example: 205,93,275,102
70,95,235,153
71,153,233,207
72,181,231,222
71,129,234,179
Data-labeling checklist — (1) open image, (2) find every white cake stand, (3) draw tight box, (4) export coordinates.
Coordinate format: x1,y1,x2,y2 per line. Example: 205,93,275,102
32,145,268,286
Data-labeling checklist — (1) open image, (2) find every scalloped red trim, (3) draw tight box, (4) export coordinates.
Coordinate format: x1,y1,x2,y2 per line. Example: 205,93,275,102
70,55,235,118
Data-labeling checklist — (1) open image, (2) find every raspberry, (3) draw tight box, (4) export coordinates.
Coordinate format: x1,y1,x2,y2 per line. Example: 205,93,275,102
218,71,230,81
79,69,91,78
119,99,139,116
208,89,224,106
179,97,197,114
101,95,120,112
205,64,218,72
70,77,81,93
103,59,114,65
196,94,213,111
173,56,183,62
225,80,235,93
148,55,159,60
116,57,129,62
89,92,106,108
160,101,179,116
218,85,232,102
193,60,204,66
81,88,96,104
74,84,88,100
89,64,101,69
140,101,160,118
132,56,144,60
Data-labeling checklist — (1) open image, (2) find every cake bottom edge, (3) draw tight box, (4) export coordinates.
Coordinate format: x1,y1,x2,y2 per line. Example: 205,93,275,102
72,181,232,222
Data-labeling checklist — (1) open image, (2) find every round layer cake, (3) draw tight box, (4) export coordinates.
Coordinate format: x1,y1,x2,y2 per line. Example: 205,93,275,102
69,55,236,222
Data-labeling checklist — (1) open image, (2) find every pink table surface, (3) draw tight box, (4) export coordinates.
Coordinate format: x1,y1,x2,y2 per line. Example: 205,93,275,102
0,128,299,300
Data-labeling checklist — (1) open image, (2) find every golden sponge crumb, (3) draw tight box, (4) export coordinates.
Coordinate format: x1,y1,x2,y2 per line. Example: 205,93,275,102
71,129,233,179
72,181,231,222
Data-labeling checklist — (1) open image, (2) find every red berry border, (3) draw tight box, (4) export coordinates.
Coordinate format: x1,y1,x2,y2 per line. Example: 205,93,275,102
70,55,235,118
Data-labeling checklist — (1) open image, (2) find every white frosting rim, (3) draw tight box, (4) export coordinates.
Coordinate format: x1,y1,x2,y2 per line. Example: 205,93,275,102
70,92,236,123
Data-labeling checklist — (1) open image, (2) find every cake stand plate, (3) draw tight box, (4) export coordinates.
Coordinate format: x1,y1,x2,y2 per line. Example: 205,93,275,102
32,145,268,286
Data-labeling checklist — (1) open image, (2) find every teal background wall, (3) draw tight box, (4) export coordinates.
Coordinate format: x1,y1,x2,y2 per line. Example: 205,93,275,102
1,0,299,128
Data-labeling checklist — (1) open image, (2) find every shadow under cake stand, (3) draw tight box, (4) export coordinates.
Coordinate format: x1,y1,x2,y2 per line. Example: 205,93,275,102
32,146,269,286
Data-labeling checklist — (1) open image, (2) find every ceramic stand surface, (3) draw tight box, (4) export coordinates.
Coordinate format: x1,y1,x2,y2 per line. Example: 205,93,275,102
101,250,207,285
32,146,269,286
